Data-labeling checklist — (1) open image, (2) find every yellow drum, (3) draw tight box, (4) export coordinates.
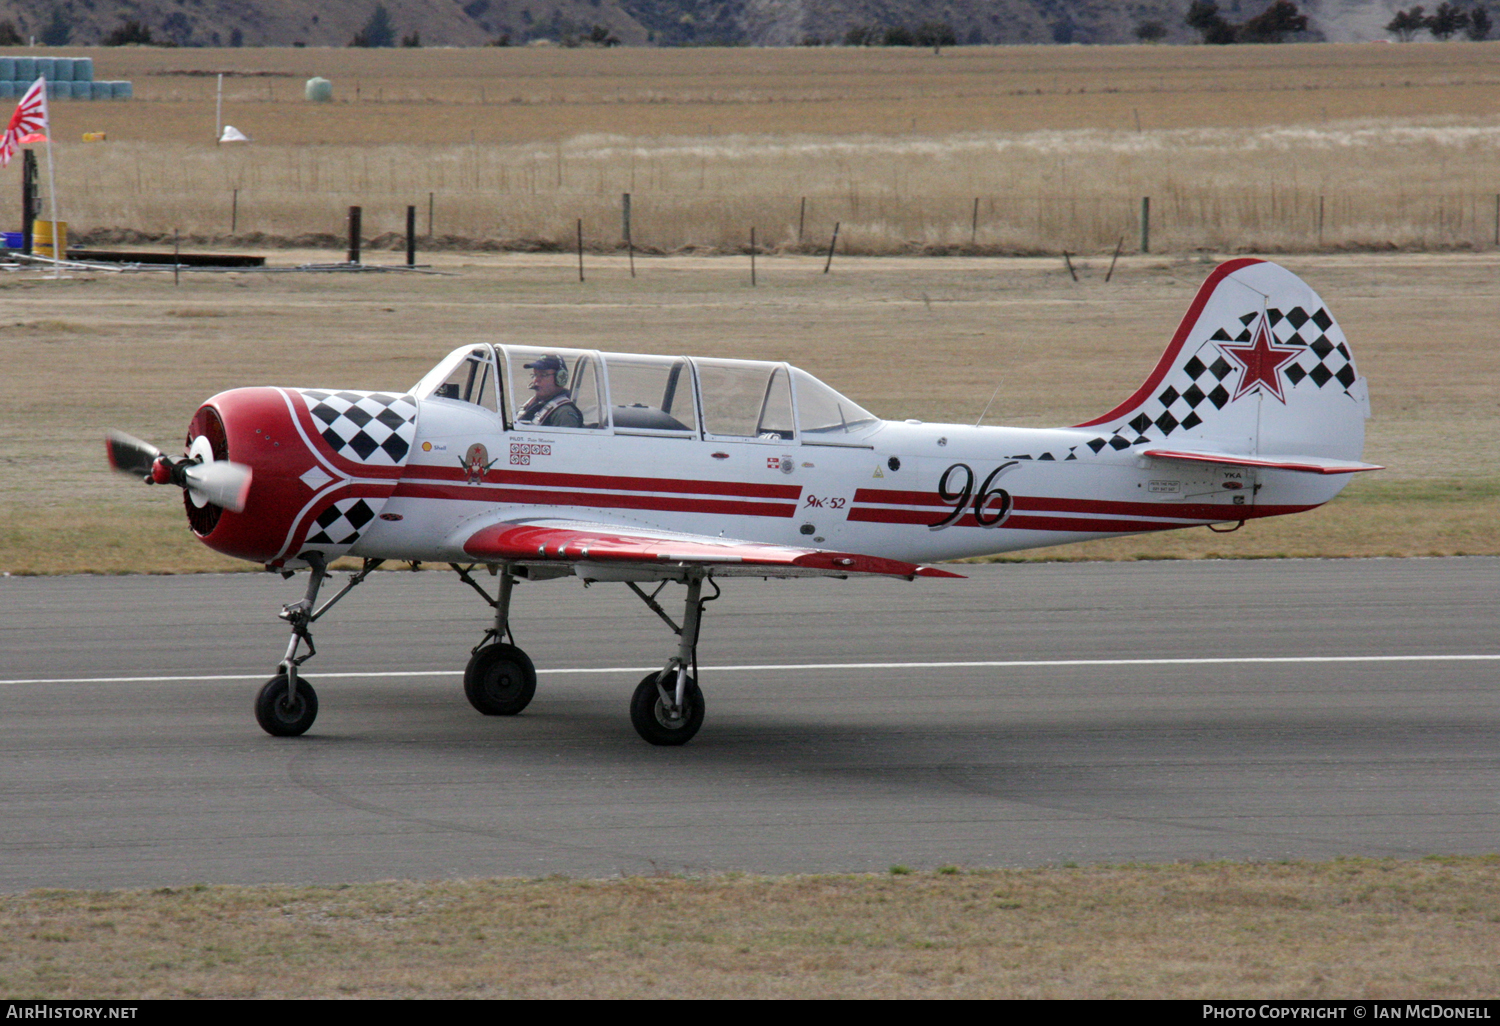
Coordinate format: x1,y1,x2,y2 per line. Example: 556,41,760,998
31,220,67,259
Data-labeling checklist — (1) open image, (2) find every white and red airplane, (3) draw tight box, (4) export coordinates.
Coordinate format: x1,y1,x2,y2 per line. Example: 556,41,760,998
107,258,1378,745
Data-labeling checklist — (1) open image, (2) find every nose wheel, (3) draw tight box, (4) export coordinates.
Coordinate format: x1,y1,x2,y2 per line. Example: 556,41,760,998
255,673,319,737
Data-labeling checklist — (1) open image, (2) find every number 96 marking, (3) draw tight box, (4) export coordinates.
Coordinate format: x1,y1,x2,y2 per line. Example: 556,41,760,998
929,461,1019,530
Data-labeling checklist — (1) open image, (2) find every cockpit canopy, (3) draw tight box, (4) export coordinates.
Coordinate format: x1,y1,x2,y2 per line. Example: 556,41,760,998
412,345,880,442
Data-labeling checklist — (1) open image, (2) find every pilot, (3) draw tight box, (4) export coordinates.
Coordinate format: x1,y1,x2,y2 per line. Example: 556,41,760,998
516,354,583,428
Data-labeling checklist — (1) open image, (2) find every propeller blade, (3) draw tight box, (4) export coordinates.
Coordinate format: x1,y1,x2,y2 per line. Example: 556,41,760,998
183,461,253,513
104,430,162,476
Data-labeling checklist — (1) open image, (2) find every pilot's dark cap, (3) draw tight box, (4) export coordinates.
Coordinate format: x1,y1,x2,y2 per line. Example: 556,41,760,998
524,354,566,374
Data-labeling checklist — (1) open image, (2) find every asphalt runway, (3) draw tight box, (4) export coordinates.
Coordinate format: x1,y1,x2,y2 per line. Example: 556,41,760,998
1,558,1496,891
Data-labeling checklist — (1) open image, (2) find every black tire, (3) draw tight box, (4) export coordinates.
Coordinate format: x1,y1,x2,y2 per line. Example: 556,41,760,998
254,674,318,737
630,672,704,746
464,643,537,716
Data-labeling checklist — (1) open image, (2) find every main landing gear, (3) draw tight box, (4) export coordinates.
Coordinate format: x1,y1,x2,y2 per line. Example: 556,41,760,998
451,564,538,717
254,559,721,746
622,574,716,746
451,564,720,746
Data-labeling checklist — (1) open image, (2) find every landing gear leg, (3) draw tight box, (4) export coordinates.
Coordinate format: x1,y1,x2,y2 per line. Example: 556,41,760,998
627,573,718,746
254,555,384,737
453,563,537,716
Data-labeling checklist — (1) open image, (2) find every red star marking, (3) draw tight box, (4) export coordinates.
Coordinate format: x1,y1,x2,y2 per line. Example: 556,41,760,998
1219,316,1302,404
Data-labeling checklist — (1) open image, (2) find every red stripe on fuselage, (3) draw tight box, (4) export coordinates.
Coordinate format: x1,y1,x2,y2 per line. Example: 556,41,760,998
854,488,1293,522
403,463,801,500
847,502,1317,531
392,480,797,519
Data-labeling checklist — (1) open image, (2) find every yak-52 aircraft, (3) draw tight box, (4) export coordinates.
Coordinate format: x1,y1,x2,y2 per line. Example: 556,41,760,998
107,258,1378,745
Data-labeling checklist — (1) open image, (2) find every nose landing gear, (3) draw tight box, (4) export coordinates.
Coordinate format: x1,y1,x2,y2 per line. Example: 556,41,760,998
254,554,383,738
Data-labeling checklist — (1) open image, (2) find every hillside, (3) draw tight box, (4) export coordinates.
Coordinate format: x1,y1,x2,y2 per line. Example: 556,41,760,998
0,0,1456,49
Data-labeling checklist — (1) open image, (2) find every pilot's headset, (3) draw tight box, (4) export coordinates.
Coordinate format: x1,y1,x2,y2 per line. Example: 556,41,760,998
527,354,569,388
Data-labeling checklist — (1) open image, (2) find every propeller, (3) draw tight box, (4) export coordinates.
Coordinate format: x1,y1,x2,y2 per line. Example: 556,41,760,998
105,429,253,513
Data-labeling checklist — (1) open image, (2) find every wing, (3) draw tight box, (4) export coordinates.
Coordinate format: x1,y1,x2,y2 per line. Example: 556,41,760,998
461,518,964,580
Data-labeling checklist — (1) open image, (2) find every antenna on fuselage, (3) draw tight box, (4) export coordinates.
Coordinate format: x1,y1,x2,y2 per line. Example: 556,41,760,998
975,380,1002,427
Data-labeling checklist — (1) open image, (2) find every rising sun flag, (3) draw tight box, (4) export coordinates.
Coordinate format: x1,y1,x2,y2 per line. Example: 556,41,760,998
0,77,48,168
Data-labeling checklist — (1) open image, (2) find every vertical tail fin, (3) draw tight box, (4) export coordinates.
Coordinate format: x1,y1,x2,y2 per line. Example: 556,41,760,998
1075,259,1371,465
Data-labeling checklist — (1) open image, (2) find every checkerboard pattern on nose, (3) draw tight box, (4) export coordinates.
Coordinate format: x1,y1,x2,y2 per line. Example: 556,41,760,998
304,498,377,547
298,391,417,465
1074,304,1359,457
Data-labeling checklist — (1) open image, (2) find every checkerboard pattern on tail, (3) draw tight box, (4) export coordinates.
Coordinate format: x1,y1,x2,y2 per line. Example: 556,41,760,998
1073,259,1370,464
298,391,417,465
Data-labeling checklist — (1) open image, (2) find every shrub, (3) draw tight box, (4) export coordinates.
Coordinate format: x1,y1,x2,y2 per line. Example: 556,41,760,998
102,19,153,45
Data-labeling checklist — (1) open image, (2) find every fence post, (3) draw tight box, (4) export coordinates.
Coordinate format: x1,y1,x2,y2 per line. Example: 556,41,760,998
750,226,756,287
623,192,637,278
576,218,585,283
231,188,238,234
21,150,36,255
1140,197,1150,254
347,206,362,265
406,205,416,267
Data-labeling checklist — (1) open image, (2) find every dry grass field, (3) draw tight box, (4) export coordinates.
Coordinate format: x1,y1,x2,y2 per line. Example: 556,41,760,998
2,47,1496,999
2,858,1497,999
0,249,1494,574
32,41,1500,254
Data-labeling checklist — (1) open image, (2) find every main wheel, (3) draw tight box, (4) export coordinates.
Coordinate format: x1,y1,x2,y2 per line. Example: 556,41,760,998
464,643,537,716
630,672,704,746
255,674,318,737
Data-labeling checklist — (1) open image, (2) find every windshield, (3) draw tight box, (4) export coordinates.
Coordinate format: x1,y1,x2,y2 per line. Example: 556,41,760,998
792,368,879,437
412,345,498,412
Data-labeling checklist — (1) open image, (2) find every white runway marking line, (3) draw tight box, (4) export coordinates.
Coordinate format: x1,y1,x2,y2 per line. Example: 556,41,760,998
4,654,1499,685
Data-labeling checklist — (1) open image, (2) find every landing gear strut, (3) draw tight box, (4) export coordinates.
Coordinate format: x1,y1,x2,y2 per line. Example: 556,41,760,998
254,555,383,737
624,573,718,746
452,563,538,716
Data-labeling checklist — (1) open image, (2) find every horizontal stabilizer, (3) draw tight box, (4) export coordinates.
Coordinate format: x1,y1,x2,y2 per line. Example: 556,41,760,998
1141,448,1383,475
462,519,964,579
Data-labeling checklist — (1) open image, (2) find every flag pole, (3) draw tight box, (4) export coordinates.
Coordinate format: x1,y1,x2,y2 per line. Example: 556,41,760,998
39,79,59,279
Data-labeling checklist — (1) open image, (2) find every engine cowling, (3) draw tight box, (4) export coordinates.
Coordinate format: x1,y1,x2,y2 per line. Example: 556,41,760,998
185,387,416,567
